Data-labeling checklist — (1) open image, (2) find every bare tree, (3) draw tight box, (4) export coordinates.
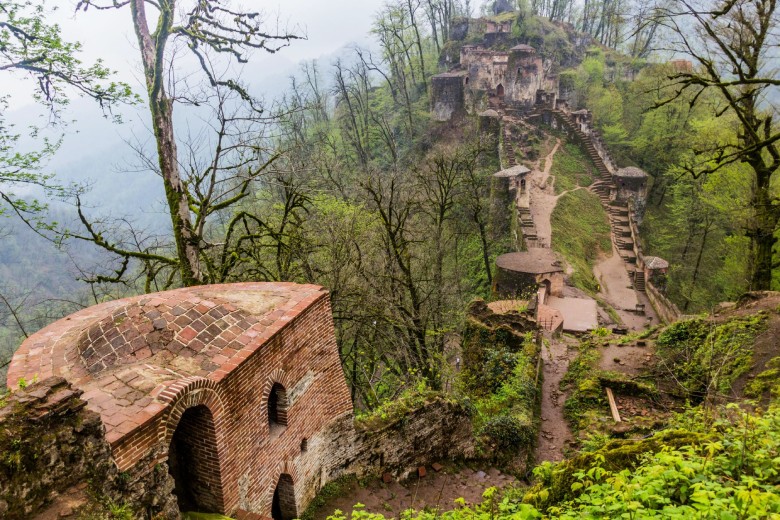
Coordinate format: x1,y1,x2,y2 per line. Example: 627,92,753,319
68,86,286,290
75,0,302,286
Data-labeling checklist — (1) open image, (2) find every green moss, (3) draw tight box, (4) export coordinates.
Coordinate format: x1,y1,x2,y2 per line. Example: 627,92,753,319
561,339,657,433
522,429,710,510
354,389,456,431
744,356,780,400
299,475,358,520
655,313,769,398
459,306,542,465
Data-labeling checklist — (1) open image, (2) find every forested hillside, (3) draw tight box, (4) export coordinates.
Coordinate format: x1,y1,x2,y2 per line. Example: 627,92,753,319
1,0,779,518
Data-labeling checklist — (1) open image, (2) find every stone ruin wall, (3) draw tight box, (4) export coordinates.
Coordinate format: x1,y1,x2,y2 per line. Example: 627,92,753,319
431,74,467,121
0,377,177,519
309,398,476,486
626,202,681,324
431,44,553,120
459,46,549,110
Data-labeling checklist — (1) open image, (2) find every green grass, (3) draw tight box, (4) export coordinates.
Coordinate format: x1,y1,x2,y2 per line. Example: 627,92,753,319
299,475,359,520
550,143,596,194
550,189,611,293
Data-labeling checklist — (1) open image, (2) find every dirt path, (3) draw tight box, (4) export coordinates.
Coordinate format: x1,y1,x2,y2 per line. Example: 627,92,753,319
536,334,576,463
593,245,658,331
527,139,561,247
312,467,519,520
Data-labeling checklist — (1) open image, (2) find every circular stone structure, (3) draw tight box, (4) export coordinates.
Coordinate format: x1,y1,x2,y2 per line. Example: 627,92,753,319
494,249,564,298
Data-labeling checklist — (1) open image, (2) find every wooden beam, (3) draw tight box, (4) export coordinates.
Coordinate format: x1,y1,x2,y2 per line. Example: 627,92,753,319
605,387,622,422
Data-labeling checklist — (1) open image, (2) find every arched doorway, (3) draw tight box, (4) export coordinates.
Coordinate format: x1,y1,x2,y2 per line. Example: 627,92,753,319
272,474,297,520
168,405,224,514
538,278,552,304
496,83,505,98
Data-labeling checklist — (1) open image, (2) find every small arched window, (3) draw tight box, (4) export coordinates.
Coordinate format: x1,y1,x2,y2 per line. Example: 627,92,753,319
268,383,288,432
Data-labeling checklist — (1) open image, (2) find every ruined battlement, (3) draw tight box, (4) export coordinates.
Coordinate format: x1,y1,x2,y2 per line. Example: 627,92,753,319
433,35,555,120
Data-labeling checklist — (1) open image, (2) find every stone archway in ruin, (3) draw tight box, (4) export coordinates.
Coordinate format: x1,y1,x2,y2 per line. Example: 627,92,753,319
539,278,552,305
167,404,225,514
496,83,505,98
272,474,297,520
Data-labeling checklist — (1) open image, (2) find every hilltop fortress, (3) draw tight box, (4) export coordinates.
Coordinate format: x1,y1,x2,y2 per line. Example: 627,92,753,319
1,12,681,520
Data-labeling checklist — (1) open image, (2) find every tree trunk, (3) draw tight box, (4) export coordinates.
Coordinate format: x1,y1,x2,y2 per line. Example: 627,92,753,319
749,163,778,290
130,0,200,286
479,221,493,286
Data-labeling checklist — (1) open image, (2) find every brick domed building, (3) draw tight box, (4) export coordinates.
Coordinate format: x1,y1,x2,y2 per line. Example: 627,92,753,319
8,283,353,519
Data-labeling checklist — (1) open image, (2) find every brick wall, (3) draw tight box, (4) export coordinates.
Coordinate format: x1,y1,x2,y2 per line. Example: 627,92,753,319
113,293,354,517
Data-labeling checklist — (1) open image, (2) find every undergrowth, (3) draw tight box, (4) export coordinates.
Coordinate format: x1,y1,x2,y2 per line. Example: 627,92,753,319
550,143,596,194
327,405,780,519
655,313,769,400
550,189,611,293
459,314,541,465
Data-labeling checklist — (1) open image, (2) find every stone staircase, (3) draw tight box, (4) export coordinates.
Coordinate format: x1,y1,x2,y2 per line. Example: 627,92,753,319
503,127,518,167
523,107,648,287
517,206,539,248
501,106,649,283
551,109,612,183
633,269,646,292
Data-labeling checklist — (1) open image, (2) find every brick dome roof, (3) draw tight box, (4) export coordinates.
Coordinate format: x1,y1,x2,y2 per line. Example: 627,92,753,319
8,283,327,445
77,298,257,375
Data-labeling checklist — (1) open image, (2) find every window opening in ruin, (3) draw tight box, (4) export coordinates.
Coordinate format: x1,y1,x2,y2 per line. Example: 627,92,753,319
520,178,526,192
300,438,308,452
272,474,297,520
168,405,224,514
268,383,289,436
465,77,469,85
496,83,505,98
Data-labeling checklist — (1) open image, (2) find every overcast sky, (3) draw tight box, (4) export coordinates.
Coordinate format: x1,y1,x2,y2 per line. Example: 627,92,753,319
1,0,388,108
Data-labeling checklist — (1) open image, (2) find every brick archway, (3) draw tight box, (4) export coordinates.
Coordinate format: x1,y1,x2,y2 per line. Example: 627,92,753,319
159,377,228,447
265,461,299,520
159,378,230,514
263,369,294,434
272,474,297,520
168,404,224,513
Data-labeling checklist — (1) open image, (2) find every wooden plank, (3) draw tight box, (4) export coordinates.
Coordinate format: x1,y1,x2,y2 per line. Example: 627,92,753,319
605,387,622,422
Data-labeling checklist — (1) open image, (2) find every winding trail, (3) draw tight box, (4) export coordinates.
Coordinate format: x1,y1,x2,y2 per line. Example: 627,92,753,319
525,138,561,248
536,334,576,463
519,138,576,462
